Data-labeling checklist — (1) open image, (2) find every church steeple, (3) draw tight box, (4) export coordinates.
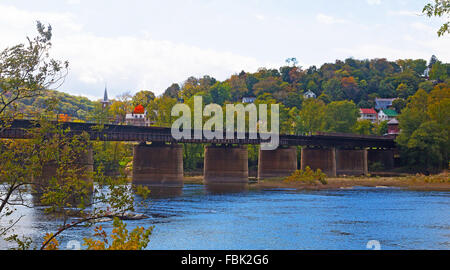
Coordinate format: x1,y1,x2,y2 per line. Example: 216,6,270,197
103,85,108,102
101,84,110,108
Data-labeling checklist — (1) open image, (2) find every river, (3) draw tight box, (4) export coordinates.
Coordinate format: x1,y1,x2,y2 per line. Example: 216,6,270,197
1,184,449,250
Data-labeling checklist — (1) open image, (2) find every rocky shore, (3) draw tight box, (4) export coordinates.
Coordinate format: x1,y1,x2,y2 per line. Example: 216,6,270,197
184,173,450,191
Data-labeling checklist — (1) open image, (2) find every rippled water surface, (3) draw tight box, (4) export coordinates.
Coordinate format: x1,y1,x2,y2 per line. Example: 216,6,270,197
1,184,449,250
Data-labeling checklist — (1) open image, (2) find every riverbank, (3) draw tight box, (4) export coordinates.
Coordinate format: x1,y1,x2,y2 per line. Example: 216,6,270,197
183,173,450,191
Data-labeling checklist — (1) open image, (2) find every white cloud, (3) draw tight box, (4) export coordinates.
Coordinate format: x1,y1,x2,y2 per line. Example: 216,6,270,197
0,4,274,99
255,14,265,21
316,13,348,25
387,10,420,17
366,0,381,5
411,22,435,32
66,0,81,5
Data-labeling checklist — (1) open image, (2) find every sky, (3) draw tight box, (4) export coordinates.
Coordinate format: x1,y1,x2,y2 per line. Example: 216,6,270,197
0,0,449,100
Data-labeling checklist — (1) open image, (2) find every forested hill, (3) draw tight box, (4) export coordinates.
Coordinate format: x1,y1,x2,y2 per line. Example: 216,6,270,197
167,56,448,108
16,89,97,120
14,56,450,122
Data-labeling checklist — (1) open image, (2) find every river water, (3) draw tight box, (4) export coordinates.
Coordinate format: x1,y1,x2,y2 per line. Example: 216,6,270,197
1,184,449,250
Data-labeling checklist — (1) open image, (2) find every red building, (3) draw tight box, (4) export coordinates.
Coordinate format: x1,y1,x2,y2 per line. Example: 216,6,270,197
387,119,400,135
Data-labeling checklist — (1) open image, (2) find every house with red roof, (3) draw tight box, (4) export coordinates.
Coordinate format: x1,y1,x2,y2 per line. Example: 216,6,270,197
359,108,378,123
126,105,152,126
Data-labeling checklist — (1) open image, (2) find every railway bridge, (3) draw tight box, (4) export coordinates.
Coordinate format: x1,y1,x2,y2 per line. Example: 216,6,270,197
1,119,396,186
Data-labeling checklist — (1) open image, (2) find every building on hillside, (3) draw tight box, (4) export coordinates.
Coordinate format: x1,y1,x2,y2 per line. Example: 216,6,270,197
423,67,431,79
303,90,316,99
125,105,152,126
359,108,378,123
101,86,111,109
242,96,256,104
387,119,400,136
374,98,396,111
378,109,398,122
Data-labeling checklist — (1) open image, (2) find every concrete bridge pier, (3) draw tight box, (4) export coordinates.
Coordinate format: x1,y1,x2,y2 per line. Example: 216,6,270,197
203,145,248,184
336,149,368,176
258,146,298,180
368,149,394,171
34,146,94,193
132,142,183,187
300,147,336,177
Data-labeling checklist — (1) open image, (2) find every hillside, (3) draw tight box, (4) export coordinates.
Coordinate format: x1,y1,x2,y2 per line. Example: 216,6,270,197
16,89,98,121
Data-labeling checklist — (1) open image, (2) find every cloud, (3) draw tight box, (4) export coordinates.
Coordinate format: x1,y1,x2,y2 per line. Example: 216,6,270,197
53,34,268,95
0,4,275,99
411,22,434,32
66,0,81,5
255,14,265,21
387,10,420,17
366,0,381,5
316,13,348,25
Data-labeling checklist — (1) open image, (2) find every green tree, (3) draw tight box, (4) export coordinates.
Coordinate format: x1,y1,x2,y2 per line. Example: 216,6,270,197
396,85,449,170
423,0,450,36
208,82,231,106
429,61,449,82
163,83,180,99
322,78,344,101
298,99,325,134
323,100,359,133
0,23,152,250
354,120,374,135
132,90,155,108
392,98,407,113
0,22,68,125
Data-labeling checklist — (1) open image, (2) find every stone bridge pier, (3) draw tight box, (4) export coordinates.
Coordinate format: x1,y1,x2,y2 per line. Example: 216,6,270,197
300,147,369,177
132,142,183,186
204,145,248,184
258,146,298,180
336,149,368,176
34,146,94,193
368,149,394,170
301,147,337,177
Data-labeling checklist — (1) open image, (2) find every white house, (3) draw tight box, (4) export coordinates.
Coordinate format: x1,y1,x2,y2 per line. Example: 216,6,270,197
378,109,398,122
242,96,256,104
303,90,316,99
359,108,378,123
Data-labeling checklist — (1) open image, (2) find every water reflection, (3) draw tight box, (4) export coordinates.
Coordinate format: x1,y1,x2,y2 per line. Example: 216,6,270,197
144,186,183,198
204,183,248,194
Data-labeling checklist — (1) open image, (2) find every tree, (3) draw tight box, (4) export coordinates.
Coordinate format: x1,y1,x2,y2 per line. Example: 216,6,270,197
298,99,325,134
132,90,155,108
322,78,344,101
148,95,177,127
374,120,388,136
208,82,231,106
163,83,180,99
83,217,152,250
0,23,152,250
285,57,298,67
0,22,69,239
396,83,410,99
392,98,407,113
423,0,450,36
354,120,374,135
109,92,133,123
396,85,449,170
429,61,449,82
323,100,359,133
341,76,360,101
0,21,68,126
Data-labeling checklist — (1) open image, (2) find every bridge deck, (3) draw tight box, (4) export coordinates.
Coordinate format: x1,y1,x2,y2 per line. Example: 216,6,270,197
0,119,396,148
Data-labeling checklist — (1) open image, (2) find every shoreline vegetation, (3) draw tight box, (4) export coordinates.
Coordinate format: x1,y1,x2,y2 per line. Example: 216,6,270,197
183,172,450,192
